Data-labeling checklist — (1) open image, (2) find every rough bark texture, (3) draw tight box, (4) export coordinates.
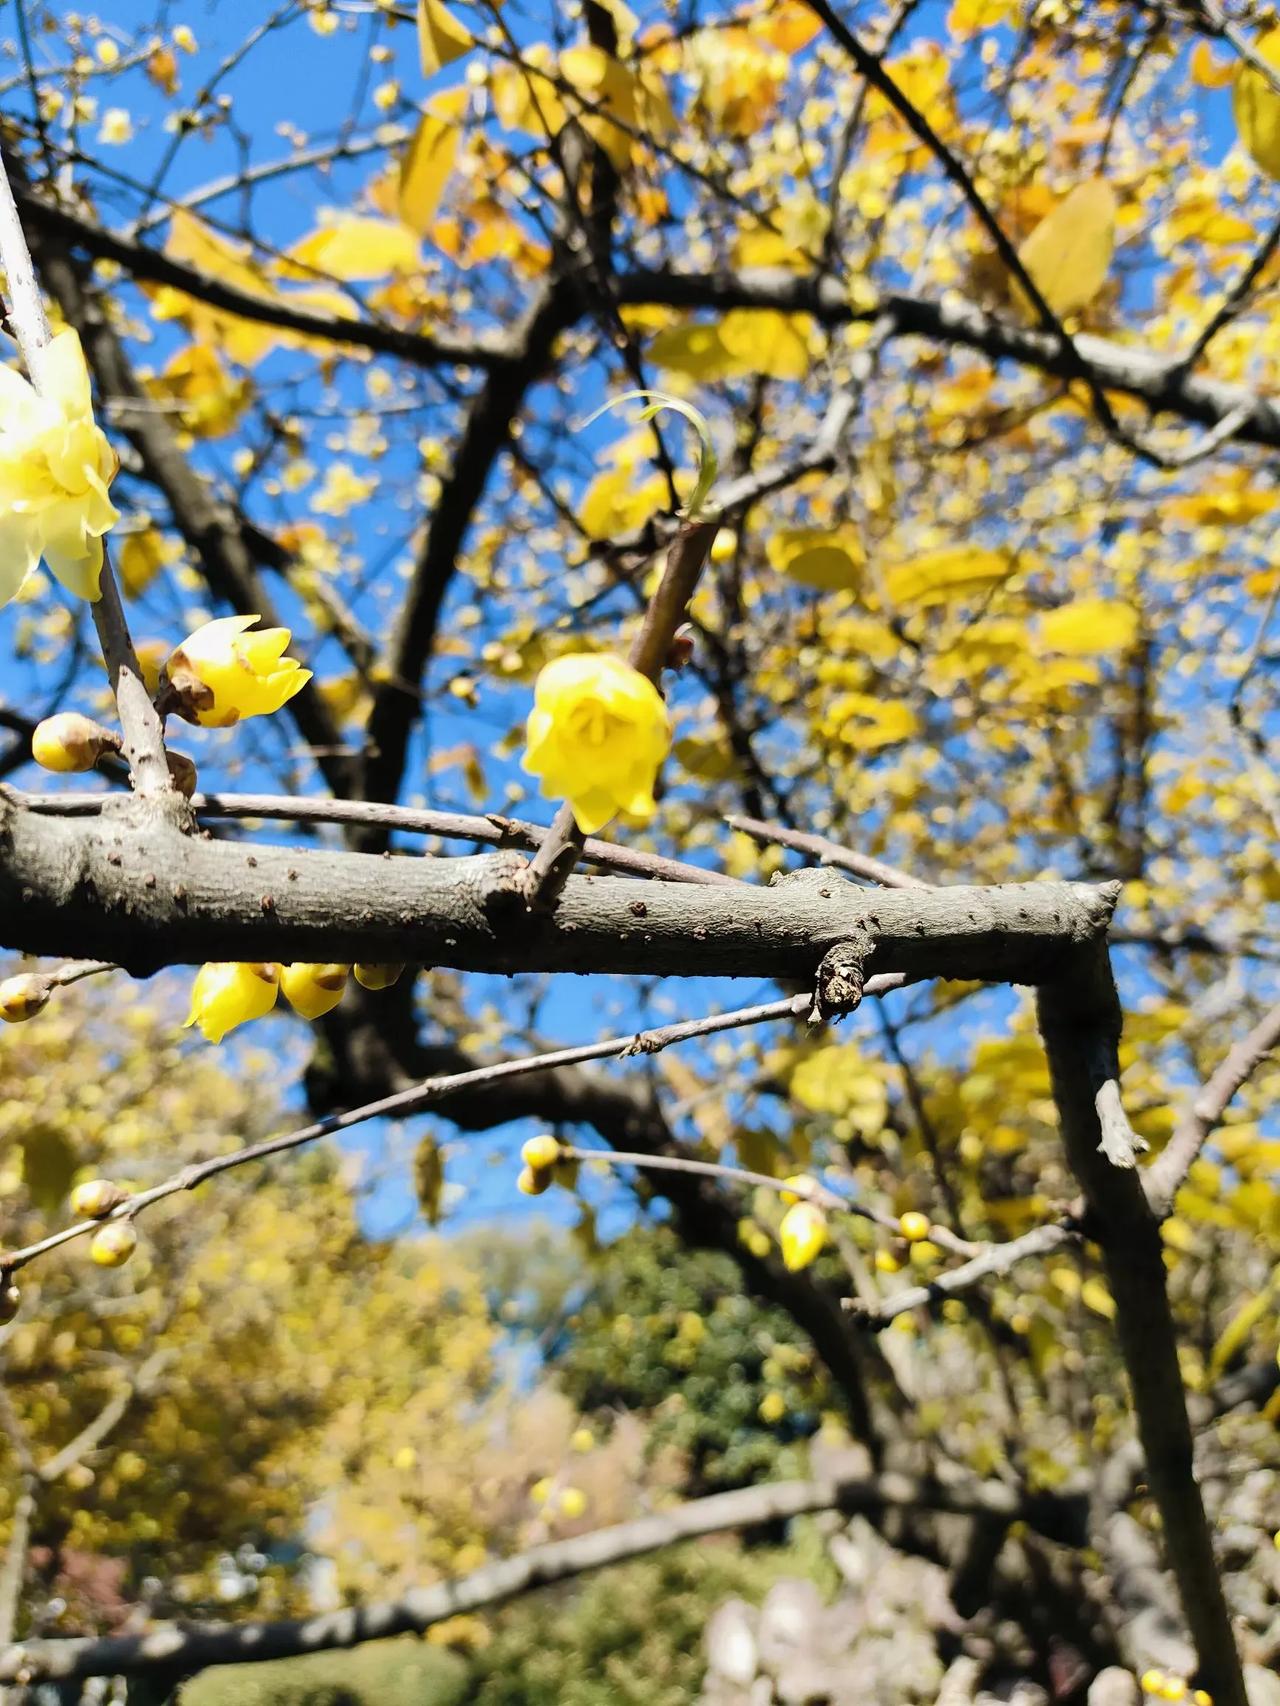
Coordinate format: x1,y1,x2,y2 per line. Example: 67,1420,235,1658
1037,948,1249,1706
0,793,1118,979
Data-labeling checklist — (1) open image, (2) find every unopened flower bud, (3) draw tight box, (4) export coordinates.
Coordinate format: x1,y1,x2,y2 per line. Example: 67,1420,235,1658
521,1135,562,1171
70,1179,126,1220
666,624,695,671
165,749,198,797
898,1211,931,1243
89,1222,137,1267
517,1165,552,1197
31,712,120,773
0,1282,20,1324
280,963,350,1019
0,975,49,1024
354,963,404,990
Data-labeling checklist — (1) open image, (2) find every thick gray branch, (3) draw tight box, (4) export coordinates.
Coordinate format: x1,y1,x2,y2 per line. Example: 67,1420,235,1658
0,1469,1085,1684
0,795,1117,979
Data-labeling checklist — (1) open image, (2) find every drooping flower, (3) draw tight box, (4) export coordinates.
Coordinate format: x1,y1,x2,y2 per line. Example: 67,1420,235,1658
778,1201,828,1272
279,962,350,1020
0,328,120,607
354,963,404,990
163,615,312,728
523,652,670,835
184,962,279,1043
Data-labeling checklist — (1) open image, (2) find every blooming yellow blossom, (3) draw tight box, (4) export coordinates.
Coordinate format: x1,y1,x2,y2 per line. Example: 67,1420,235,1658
779,1201,827,1271
89,1222,137,1267
280,962,350,1019
523,652,670,834
99,107,134,144
184,962,280,1043
0,329,120,606
164,615,312,728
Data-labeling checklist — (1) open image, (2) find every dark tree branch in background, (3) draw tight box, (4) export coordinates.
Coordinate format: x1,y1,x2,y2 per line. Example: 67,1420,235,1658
0,1468,1088,1686
1037,947,1249,1706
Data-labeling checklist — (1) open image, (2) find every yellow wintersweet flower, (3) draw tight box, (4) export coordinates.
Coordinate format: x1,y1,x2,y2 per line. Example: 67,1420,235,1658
0,328,120,607
164,615,312,728
280,962,350,1019
184,962,279,1043
778,1202,827,1272
523,653,670,835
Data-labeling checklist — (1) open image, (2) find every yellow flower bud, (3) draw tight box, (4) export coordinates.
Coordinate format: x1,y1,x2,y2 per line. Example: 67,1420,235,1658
529,1476,552,1505
0,1282,20,1324
0,974,49,1024
780,1173,816,1205
280,963,350,1020
570,1426,594,1452
779,1201,827,1271
758,1390,787,1423
874,1248,901,1274
1141,1674,1166,1697
899,1211,931,1242
90,1222,137,1267
517,1165,552,1196
31,712,119,773
522,652,671,834
354,963,404,990
184,962,279,1043
558,1486,587,1519
0,328,119,609
1192,1692,1212,1706
165,749,198,797
521,1135,562,1171
1160,1682,1187,1703
70,1179,126,1220
163,615,312,728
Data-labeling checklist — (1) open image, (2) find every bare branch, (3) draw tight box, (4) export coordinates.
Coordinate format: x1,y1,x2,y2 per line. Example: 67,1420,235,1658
847,1220,1079,1329
0,1469,1087,1685
726,814,927,890
1145,999,1280,1219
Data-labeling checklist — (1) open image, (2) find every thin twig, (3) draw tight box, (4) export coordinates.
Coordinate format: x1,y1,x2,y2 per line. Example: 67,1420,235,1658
1145,999,1280,1218
726,815,927,890
0,983,906,1279
15,789,745,887
848,1220,1079,1328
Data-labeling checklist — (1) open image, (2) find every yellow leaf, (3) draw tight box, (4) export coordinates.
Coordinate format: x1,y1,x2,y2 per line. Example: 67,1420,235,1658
1037,598,1137,656
1233,31,1280,178
418,0,472,75
883,544,1011,607
648,320,742,379
826,691,919,750
154,210,283,366
1013,178,1117,318
1191,40,1235,90
579,466,667,537
766,527,865,591
718,310,812,380
756,0,822,51
147,344,251,439
282,217,421,283
948,0,1018,39
399,108,462,235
